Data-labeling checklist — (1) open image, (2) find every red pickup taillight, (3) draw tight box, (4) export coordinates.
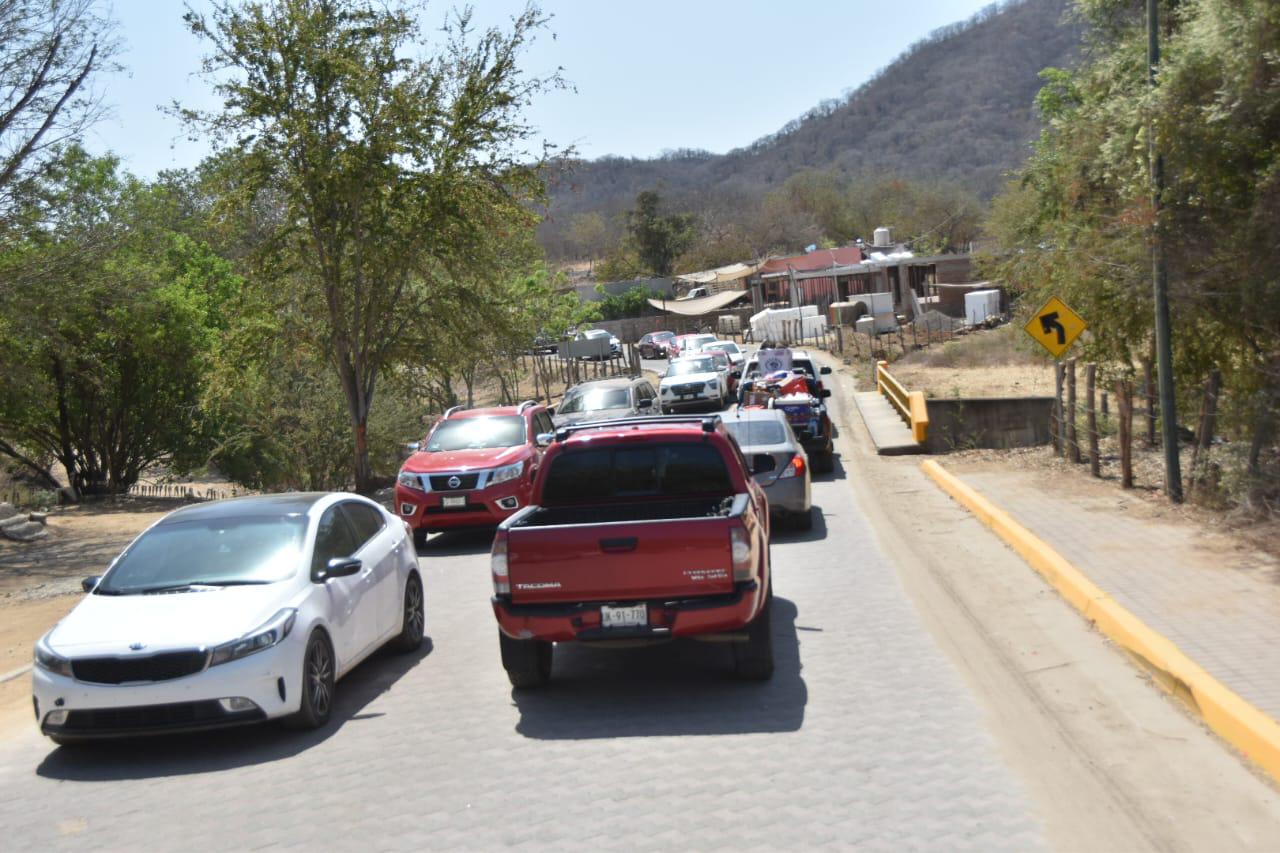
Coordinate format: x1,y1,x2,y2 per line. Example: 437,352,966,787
491,530,511,595
730,524,754,582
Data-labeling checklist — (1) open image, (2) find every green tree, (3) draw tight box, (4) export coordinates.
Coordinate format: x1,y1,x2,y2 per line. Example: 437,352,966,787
627,190,696,276
0,0,119,219
984,0,1280,495
181,0,558,491
595,284,661,320
0,149,235,496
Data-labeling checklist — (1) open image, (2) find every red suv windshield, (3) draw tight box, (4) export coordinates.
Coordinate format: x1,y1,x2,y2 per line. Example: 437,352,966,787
427,416,525,451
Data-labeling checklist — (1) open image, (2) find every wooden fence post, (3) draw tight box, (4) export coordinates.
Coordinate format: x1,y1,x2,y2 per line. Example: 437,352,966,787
1190,368,1221,488
1067,358,1080,463
1086,363,1100,477
1117,378,1134,488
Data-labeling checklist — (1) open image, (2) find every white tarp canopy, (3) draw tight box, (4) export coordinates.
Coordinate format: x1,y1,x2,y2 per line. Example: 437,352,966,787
646,289,749,316
674,262,758,285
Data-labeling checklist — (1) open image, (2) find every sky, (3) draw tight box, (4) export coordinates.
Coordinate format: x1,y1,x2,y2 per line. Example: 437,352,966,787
87,0,1000,177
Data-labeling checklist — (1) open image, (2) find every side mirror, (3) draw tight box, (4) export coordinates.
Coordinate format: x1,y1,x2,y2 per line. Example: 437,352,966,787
820,366,833,375
821,389,832,398
405,441,420,452
547,406,556,416
316,557,361,582
752,454,777,475
82,576,101,593
637,398,653,409
535,432,554,447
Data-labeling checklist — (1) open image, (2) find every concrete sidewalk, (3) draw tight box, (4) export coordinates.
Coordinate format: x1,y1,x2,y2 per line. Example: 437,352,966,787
940,461,1280,726
852,391,924,455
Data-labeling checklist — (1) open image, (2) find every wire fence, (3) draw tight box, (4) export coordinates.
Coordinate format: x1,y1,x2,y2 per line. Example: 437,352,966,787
1048,357,1224,495
0,481,238,510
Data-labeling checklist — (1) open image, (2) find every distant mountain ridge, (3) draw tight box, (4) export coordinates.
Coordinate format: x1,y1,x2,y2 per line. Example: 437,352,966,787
539,0,1079,255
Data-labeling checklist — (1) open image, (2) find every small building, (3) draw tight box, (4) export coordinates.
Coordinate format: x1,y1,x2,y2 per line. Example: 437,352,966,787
753,246,866,310
785,251,975,316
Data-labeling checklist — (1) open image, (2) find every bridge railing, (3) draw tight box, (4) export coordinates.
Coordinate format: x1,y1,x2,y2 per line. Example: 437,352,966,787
875,360,929,444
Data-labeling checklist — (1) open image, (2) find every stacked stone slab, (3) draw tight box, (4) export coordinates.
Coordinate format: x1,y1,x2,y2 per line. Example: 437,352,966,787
0,502,49,542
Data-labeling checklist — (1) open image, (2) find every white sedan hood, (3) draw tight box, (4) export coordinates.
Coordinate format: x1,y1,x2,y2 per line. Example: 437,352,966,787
660,371,721,389
48,584,295,655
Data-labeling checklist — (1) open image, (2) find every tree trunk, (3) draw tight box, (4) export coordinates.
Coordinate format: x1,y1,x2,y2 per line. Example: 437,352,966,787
1117,379,1134,489
351,421,373,493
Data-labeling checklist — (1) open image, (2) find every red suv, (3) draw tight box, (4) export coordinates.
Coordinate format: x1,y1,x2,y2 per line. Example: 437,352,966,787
396,401,554,543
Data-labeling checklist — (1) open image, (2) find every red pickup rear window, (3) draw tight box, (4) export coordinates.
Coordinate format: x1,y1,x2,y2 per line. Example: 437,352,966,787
542,443,732,504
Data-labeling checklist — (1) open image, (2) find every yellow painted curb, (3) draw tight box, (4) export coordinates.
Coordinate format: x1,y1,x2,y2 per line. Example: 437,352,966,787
920,458,1280,786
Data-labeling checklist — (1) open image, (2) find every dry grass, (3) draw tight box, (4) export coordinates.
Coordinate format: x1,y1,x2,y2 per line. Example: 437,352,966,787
885,324,1056,398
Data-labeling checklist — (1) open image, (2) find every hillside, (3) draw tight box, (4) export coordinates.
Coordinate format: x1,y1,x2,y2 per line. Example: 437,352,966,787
539,0,1079,257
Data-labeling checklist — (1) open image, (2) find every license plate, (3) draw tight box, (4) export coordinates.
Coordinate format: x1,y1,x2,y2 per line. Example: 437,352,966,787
601,603,647,629
442,495,466,508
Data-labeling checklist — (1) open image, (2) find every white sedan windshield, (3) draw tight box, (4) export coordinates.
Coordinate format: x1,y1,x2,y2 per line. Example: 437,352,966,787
98,517,306,594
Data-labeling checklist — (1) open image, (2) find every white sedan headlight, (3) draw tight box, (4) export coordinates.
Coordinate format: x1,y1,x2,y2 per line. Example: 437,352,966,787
397,471,423,491
209,609,297,667
34,638,72,677
661,386,672,396
489,460,525,485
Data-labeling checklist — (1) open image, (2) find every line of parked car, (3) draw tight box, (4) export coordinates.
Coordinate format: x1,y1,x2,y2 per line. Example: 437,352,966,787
30,336,838,742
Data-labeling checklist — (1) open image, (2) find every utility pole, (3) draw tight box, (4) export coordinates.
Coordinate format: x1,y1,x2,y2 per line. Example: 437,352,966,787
1149,0,1183,502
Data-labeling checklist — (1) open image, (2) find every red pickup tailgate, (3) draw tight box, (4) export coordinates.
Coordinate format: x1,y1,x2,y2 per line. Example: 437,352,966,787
507,519,735,604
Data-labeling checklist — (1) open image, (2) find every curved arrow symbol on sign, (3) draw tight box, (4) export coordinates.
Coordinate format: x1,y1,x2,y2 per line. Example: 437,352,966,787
1039,312,1066,345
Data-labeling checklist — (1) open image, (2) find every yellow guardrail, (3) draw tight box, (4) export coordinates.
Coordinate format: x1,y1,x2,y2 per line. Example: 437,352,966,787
875,360,929,444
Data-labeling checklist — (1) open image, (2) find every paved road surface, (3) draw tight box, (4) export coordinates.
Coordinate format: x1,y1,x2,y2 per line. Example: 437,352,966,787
0,365,1277,850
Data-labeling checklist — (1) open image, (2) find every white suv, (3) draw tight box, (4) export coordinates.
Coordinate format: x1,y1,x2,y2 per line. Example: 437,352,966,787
659,355,728,411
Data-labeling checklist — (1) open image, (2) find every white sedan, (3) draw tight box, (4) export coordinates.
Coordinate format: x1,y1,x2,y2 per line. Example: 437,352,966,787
32,493,424,744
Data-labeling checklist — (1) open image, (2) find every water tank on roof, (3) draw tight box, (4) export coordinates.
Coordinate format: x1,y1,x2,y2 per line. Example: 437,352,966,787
873,226,892,247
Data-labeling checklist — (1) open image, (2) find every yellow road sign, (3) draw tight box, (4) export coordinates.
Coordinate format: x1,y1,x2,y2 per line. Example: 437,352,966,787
1024,296,1087,359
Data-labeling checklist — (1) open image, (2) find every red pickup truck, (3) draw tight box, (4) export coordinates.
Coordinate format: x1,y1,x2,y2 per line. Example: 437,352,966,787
489,416,774,688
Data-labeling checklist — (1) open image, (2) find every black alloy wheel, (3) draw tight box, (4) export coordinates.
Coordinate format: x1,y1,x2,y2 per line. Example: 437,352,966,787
391,573,425,653
285,630,335,730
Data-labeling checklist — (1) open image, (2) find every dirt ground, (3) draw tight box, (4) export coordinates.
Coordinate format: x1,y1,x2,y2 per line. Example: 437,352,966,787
889,363,1055,399
881,323,1056,398
0,500,169,601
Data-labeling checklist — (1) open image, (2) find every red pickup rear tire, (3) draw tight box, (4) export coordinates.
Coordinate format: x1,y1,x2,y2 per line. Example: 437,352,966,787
732,586,775,681
500,632,553,689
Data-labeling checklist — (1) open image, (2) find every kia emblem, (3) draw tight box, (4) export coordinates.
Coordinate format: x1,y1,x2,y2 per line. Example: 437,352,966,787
447,476,462,489
129,642,146,651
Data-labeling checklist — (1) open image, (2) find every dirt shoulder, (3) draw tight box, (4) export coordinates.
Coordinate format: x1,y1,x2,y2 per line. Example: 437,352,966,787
0,501,165,740
0,500,169,601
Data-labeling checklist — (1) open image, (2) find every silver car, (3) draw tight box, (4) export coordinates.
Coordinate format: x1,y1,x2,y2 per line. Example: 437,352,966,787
722,408,813,530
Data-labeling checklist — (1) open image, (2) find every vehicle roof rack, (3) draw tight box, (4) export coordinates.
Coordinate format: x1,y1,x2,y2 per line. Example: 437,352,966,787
553,414,721,442
443,405,464,418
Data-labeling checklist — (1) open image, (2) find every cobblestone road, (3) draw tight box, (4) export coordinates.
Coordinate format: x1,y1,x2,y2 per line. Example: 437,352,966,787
0,441,1047,850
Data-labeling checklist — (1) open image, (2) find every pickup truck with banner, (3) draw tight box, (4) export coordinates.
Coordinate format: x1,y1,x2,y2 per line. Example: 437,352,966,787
488,416,774,688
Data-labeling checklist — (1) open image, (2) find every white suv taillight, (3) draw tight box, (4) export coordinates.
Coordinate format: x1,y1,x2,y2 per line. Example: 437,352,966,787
491,531,511,595
730,525,754,582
